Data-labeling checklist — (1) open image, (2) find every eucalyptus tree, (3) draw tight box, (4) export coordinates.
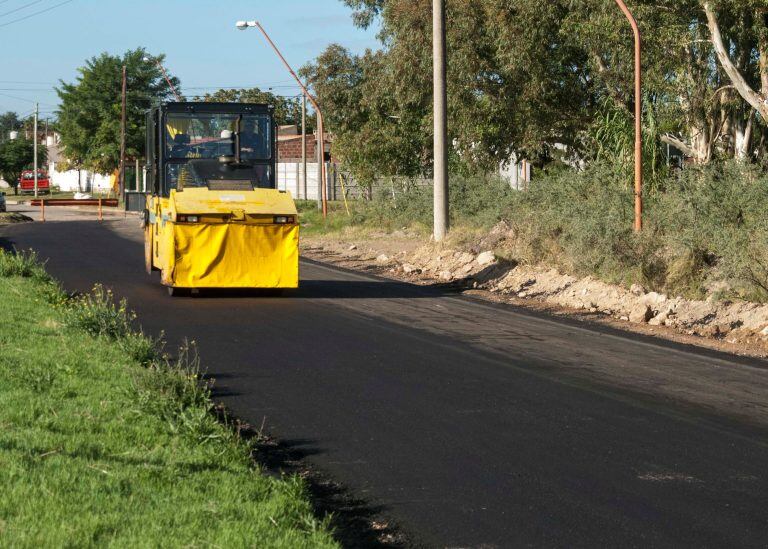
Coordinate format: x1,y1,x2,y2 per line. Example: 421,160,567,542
321,0,767,176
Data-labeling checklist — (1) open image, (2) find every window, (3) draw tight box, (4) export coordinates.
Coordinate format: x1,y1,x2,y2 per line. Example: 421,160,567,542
165,113,272,160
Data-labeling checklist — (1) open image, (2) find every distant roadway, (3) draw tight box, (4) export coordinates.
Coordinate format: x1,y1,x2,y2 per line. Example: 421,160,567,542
3,206,768,547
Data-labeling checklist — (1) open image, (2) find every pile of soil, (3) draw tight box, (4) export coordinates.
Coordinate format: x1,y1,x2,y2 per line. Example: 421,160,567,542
0,212,33,224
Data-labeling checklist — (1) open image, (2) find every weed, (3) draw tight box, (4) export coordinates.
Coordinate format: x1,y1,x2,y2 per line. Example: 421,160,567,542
64,285,135,340
0,249,52,283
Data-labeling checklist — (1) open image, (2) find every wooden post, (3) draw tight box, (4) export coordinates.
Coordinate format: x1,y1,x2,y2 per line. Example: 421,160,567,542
98,197,103,222
119,65,127,207
40,199,45,223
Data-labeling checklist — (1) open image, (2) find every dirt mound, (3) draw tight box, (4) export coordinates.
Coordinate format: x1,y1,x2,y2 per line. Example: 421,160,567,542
0,212,33,224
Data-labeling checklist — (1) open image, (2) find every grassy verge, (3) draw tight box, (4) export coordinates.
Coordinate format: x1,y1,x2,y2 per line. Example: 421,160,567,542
299,163,768,303
0,250,338,547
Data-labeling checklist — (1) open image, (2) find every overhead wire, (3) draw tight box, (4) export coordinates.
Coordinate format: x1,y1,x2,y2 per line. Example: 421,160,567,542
0,0,75,28
0,80,57,84
0,92,56,106
0,0,45,19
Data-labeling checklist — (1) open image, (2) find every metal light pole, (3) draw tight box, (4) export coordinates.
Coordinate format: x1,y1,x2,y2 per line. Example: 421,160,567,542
614,0,643,232
433,0,449,241
236,20,328,217
144,56,181,102
33,102,38,198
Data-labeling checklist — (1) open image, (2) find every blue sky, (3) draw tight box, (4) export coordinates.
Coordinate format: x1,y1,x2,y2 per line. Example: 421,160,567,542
0,0,380,118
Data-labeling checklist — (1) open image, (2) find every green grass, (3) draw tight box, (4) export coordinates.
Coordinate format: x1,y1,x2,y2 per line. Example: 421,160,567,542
297,200,360,236
0,250,338,548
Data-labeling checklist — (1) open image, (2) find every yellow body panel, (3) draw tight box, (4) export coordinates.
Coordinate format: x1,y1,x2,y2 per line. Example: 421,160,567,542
171,187,298,216
145,189,299,289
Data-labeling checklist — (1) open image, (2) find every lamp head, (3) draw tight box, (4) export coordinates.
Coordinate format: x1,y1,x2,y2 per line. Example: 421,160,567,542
235,20,248,30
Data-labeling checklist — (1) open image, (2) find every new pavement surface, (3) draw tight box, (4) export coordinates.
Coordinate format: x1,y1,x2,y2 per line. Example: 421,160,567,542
3,215,768,547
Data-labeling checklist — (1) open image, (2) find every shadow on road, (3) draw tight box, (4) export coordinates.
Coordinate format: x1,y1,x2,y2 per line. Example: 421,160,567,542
210,413,410,548
175,280,456,300
0,236,12,252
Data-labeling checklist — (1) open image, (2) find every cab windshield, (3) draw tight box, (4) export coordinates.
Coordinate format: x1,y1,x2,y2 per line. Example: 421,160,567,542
165,113,271,160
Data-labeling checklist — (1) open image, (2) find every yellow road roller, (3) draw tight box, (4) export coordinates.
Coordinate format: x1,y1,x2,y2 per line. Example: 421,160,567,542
143,102,298,295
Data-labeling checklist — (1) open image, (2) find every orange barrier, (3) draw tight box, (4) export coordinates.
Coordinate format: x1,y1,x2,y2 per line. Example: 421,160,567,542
29,198,119,207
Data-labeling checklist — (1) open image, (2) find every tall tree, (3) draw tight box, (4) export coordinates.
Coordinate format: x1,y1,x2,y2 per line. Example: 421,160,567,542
0,112,21,142
56,49,180,174
320,0,768,178
0,139,46,195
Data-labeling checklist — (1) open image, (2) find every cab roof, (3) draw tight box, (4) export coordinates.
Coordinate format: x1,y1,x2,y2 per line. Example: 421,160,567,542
156,102,275,115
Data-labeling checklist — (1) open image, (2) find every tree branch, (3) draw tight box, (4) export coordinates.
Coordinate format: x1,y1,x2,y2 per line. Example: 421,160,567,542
660,134,698,159
703,2,768,119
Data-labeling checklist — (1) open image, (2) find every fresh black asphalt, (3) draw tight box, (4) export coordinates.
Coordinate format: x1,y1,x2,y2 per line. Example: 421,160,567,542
3,218,768,547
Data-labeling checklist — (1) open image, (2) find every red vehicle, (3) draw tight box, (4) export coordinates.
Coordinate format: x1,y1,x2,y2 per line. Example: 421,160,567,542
18,170,51,194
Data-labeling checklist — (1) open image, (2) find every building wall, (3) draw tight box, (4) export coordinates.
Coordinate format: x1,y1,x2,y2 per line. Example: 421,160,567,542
49,162,113,192
276,161,337,201
277,135,332,162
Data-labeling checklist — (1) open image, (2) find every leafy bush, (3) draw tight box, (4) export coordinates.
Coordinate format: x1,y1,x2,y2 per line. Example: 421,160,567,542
316,161,768,302
64,284,135,339
501,162,768,300
0,249,52,282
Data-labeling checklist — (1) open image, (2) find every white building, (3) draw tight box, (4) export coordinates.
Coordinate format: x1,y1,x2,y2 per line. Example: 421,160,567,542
46,135,113,192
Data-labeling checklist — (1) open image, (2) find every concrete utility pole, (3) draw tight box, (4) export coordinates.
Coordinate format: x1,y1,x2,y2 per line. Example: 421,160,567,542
614,0,643,232
301,93,307,200
120,64,127,203
433,0,449,241
33,103,38,198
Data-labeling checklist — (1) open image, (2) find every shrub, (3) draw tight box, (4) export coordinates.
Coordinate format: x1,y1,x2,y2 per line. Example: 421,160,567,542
64,284,135,339
0,249,52,282
323,161,768,301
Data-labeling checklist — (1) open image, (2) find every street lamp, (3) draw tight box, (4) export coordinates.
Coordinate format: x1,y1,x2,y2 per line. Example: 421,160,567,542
143,56,181,102
614,0,643,232
235,20,328,217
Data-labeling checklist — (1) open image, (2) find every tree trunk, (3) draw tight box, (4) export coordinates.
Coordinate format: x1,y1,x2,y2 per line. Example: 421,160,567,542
734,111,754,161
704,2,768,120
759,17,768,98
662,124,712,164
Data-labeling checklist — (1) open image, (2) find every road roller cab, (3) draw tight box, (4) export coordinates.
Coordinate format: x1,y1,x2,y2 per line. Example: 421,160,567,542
144,102,299,294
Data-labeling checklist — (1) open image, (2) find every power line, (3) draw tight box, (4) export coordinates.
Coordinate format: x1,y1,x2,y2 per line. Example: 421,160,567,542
0,92,56,106
0,0,75,28
0,80,57,85
0,0,45,19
